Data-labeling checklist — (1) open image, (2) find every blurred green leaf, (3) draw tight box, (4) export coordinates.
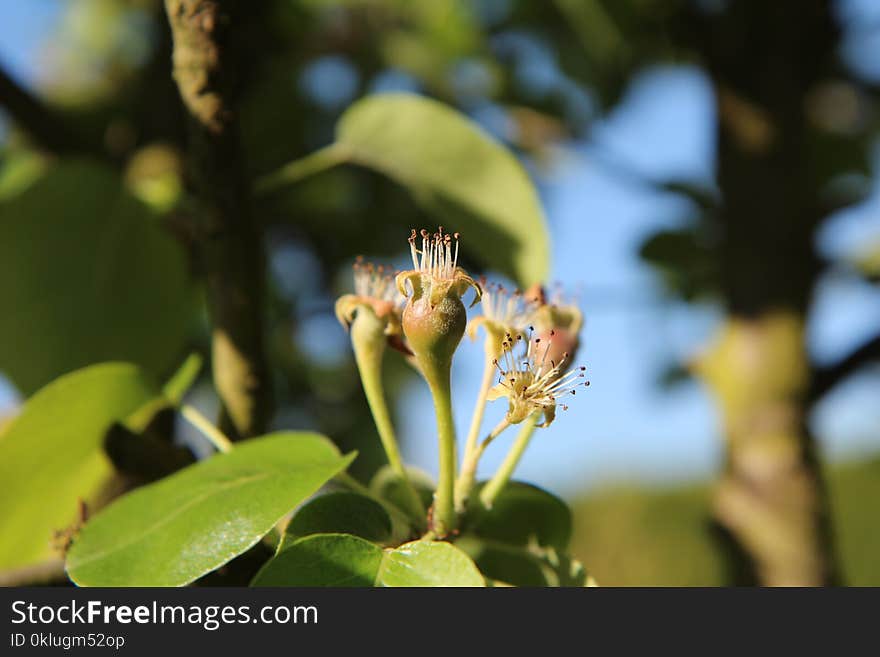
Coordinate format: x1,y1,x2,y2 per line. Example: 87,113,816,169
639,228,719,300
466,481,572,551
0,149,48,200
66,432,355,586
377,539,485,587
282,492,392,545
337,94,550,285
252,533,382,587
0,160,196,395
0,363,159,571
554,0,625,63
808,130,871,190
263,93,551,286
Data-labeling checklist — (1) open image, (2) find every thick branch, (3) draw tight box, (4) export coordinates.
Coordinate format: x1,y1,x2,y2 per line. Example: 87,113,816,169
810,332,880,402
164,0,271,439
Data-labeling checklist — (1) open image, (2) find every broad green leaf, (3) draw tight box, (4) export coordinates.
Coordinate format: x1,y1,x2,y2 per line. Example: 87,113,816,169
282,492,392,546
254,535,485,588
456,535,589,587
0,160,195,395
454,536,553,587
377,539,485,587
263,93,550,286
369,465,434,542
467,481,572,551
66,432,355,586
370,464,435,511
0,363,159,571
338,94,549,285
252,533,383,587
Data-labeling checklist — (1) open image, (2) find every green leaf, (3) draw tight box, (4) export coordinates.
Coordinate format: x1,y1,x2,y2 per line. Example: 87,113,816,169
370,464,435,511
0,160,195,395
456,535,590,587
376,539,485,587
0,363,160,571
282,492,392,546
455,535,553,587
66,432,356,586
467,481,572,551
0,149,48,200
554,553,590,587
254,536,485,587
263,93,551,286
252,533,383,587
339,94,549,285
639,228,719,301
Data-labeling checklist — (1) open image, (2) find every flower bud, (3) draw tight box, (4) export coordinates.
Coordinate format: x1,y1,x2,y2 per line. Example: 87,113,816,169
396,228,480,380
402,293,467,368
336,259,404,333
529,285,583,371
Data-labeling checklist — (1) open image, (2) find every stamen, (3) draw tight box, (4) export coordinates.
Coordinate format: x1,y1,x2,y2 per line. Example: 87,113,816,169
353,258,402,304
408,227,462,281
478,283,538,331
491,332,589,423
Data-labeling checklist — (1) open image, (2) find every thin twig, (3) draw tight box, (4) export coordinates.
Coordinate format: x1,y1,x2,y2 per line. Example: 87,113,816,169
181,404,233,453
809,332,880,403
0,63,88,154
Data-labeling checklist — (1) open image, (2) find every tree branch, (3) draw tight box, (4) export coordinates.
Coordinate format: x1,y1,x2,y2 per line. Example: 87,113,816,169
810,332,880,402
0,62,87,153
164,0,271,439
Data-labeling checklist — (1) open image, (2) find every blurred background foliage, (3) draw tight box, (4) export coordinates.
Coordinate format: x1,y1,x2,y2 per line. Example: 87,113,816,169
1,0,879,585
571,456,880,586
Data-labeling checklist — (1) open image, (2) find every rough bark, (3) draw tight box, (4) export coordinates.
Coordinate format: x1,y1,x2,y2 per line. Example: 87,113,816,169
695,0,840,585
164,0,271,438
697,315,836,585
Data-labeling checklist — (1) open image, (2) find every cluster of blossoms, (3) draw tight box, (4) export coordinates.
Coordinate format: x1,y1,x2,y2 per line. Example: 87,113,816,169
336,228,588,537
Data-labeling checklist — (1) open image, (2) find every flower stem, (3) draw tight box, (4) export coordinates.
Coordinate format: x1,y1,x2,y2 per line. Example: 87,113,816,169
461,339,498,479
424,366,458,537
455,417,510,511
350,311,426,526
181,403,233,453
479,412,539,508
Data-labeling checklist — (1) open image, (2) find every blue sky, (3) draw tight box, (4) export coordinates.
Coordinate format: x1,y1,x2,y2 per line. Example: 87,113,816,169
1,0,879,499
